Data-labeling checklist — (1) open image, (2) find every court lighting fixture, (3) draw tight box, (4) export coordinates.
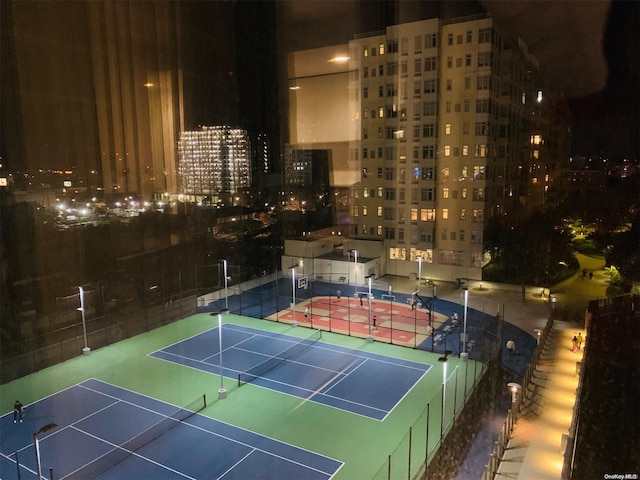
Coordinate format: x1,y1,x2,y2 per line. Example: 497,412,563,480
210,309,229,399
291,265,298,327
78,286,90,355
507,382,521,403
365,274,374,343
222,260,229,310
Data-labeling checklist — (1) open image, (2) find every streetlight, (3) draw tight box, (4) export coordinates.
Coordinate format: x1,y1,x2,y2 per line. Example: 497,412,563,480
291,265,298,327
222,260,229,310
507,382,521,403
534,328,542,344
34,423,57,480
210,309,229,399
417,256,423,293
438,350,452,440
461,288,469,359
77,286,90,355
366,274,374,343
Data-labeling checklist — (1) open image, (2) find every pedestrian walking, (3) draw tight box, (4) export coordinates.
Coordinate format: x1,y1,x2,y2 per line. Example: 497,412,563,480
506,340,515,356
588,271,593,280
13,400,23,423
582,268,587,279
359,296,363,307
336,289,341,302
572,335,578,353
304,306,309,322
373,315,377,329
577,333,583,349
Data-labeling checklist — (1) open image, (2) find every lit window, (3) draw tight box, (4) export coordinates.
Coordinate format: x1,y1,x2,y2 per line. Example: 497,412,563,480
445,123,451,135
442,208,449,219
444,145,451,157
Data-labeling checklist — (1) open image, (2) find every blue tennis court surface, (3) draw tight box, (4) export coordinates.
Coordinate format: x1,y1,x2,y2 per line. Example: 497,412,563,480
150,323,431,421
0,379,342,480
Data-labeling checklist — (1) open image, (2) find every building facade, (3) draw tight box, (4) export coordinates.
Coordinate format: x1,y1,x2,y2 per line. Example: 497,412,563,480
178,126,251,205
344,14,569,281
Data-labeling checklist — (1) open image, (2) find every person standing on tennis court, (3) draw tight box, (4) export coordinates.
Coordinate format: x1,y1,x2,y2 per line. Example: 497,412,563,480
304,306,309,322
13,400,23,423
373,315,377,329
336,289,341,302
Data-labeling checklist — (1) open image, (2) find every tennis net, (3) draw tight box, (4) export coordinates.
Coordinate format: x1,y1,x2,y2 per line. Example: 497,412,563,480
238,329,322,386
64,393,206,480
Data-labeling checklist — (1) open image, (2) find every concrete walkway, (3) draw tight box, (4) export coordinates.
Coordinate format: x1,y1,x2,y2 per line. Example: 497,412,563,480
495,321,584,479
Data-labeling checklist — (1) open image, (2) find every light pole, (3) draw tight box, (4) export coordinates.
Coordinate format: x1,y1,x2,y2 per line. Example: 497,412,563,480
222,260,229,310
77,286,90,355
366,274,374,342
210,309,229,399
417,256,423,293
438,350,452,440
291,265,298,327
34,423,57,480
461,287,469,358
507,382,521,403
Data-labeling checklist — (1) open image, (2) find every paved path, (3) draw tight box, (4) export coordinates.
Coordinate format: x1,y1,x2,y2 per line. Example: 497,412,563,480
495,321,584,479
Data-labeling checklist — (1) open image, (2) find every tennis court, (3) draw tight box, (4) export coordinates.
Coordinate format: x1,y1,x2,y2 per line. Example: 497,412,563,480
150,323,431,421
1,378,343,480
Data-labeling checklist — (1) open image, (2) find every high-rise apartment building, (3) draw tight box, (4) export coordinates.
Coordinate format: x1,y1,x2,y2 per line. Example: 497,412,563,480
289,14,569,281
178,126,251,205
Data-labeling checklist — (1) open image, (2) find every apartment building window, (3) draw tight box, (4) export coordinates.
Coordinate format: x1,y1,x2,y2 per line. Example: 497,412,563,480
378,107,384,118
379,85,384,97
379,43,385,55
466,30,472,42
477,75,491,90
461,165,468,177
422,146,435,159
476,99,490,113
412,166,420,180
388,39,398,53
446,79,452,91
362,148,368,159
426,33,437,48
424,56,437,71
422,167,434,180
457,34,463,44
478,51,491,67
385,168,395,180
424,78,438,93
445,123,451,135
459,230,465,241
383,207,395,220
386,105,398,118
447,33,453,45
422,209,436,221
398,228,404,241
442,187,449,199
362,224,367,235
475,122,489,136
421,188,434,201
461,187,467,199
384,188,396,200
379,64,384,75
384,227,395,240
439,250,464,266
411,208,418,221
363,109,369,119
465,54,471,66
460,208,466,220
423,101,437,115
423,123,436,137
401,37,408,55
385,127,395,140
377,225,383,235
446,101,452,113
444,145,451,156
442,208,449,219
377,167,383,178
447,56,453,68
414,81,421,97
478,28,491,43
363,127,368,139
462,144,469,156
420,230,433,242
474,144,487,157
413,147,420,162
471,231,482,244
363,46,369,57
442,228,447,240
401,60,408,76
472,209,484,222
387,83,397,96
363,187,369,197
363,67,368,78
414,59,422,75
465,77,471,89
473,165,486,179
377,187,383,197
472,187,485,201
399,188,405,202
362,205,368,216
350,205,358,216
450,231,457,241
456,57,462,68
378,147,383,158
377,205,383,217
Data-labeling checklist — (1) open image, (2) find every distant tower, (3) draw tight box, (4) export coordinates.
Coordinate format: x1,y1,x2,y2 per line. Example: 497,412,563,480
178,126,251,205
